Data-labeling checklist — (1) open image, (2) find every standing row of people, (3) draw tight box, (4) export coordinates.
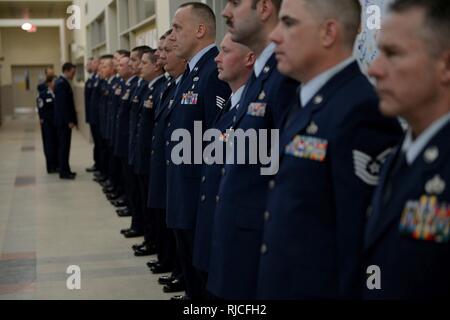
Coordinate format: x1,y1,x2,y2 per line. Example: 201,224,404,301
45,0,449,300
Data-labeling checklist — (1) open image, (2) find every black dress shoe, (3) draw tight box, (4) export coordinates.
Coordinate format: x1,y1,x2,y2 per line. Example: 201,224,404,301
163,279,185,293
117,207,130,214
170,295,189,300
132,242,146,251
146,260,159,268
111,199,127,207
103,186,116,193
150,263,171,274
123,229,144,238
117,210,132,217
134,245,156,257
158,275,175,285
60,173,76,180
86,166,98,173
120,228,131,235
94,172,104,178
107,193,121,201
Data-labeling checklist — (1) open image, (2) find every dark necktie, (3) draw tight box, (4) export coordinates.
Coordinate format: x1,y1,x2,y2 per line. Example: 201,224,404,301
173,65,190,100
240,71,257,103
382,150,408,206
283,88,302,129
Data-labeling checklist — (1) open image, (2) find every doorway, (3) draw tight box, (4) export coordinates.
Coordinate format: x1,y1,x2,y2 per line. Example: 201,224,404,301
11,65,52,114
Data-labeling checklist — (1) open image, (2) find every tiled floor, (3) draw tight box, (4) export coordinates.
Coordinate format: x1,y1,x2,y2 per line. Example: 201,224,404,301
0,113,173,299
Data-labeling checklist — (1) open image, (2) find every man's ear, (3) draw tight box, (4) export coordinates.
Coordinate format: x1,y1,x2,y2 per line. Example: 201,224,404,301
245,52,256,68
196,24,207,39
438,49,450,85
258,0,275,22
320,19,339,49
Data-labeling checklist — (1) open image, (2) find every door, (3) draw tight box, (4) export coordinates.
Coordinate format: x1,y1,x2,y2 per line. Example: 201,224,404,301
11,65,52,114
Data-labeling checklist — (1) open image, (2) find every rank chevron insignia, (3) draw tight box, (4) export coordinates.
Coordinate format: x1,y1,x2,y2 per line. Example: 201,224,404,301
216,96,226,109
353,148,393,186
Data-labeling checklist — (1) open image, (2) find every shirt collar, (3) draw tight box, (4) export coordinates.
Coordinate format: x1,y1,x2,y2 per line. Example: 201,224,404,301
254,42,276,78
148,74,164,88
230,85,245,110
108,75,115,84
175,74,183,84
401,112,450,164
300,56,355,107
47,89,55,97
126,75,137,85
188,43,217,73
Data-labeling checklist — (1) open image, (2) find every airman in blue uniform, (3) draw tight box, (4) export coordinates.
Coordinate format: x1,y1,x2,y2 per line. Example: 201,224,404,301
362,0,450,299
165,3,231,300
36,75,58,174
256,0,403,299
193,33,255,280
54,63,78,180
147,31,187,294
207,0,298,300
131,49,166,256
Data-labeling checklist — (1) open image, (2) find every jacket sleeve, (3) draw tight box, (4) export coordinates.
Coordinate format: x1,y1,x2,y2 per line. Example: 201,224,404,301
203,69,231,129
329,98,403,299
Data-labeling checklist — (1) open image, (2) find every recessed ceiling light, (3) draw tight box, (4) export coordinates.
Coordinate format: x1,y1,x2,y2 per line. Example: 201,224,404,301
21,22,32,31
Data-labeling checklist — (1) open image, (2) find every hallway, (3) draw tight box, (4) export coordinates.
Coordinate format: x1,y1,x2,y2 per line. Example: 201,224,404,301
0,114,171,299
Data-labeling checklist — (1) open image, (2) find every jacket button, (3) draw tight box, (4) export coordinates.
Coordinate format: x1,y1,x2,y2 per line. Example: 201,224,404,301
201,176,206,183
201,195,206,202
151,150,154,155
216,195,220,203
268,180,275,190
166,141,169,146
152,136,155,141
221,168,226,176
166,160,169,166
264,211,270,221
261,244,267,255
155,122,158,126
167,122,171,127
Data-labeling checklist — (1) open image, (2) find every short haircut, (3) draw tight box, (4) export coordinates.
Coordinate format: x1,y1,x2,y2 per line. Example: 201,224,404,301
179,2,216,38
160,29,173,40
100,54,114,60
44,67,54,75
389,0,450,55
116,49,130,57
131,46,153,59
303,0,361,48
45,75,56,84
142,48,158,64
252,0,283,12
62,62,76,72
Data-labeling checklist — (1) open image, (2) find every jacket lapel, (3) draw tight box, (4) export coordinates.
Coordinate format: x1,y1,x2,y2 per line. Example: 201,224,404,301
280,62,363,156
165,46,219,120
232,54,277,129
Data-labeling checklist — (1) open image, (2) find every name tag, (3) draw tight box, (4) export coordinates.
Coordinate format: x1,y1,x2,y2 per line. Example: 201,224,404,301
399,195,449,243
181,91,198,105
285,135,328,162
247,102,266,117
46,98,53,103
